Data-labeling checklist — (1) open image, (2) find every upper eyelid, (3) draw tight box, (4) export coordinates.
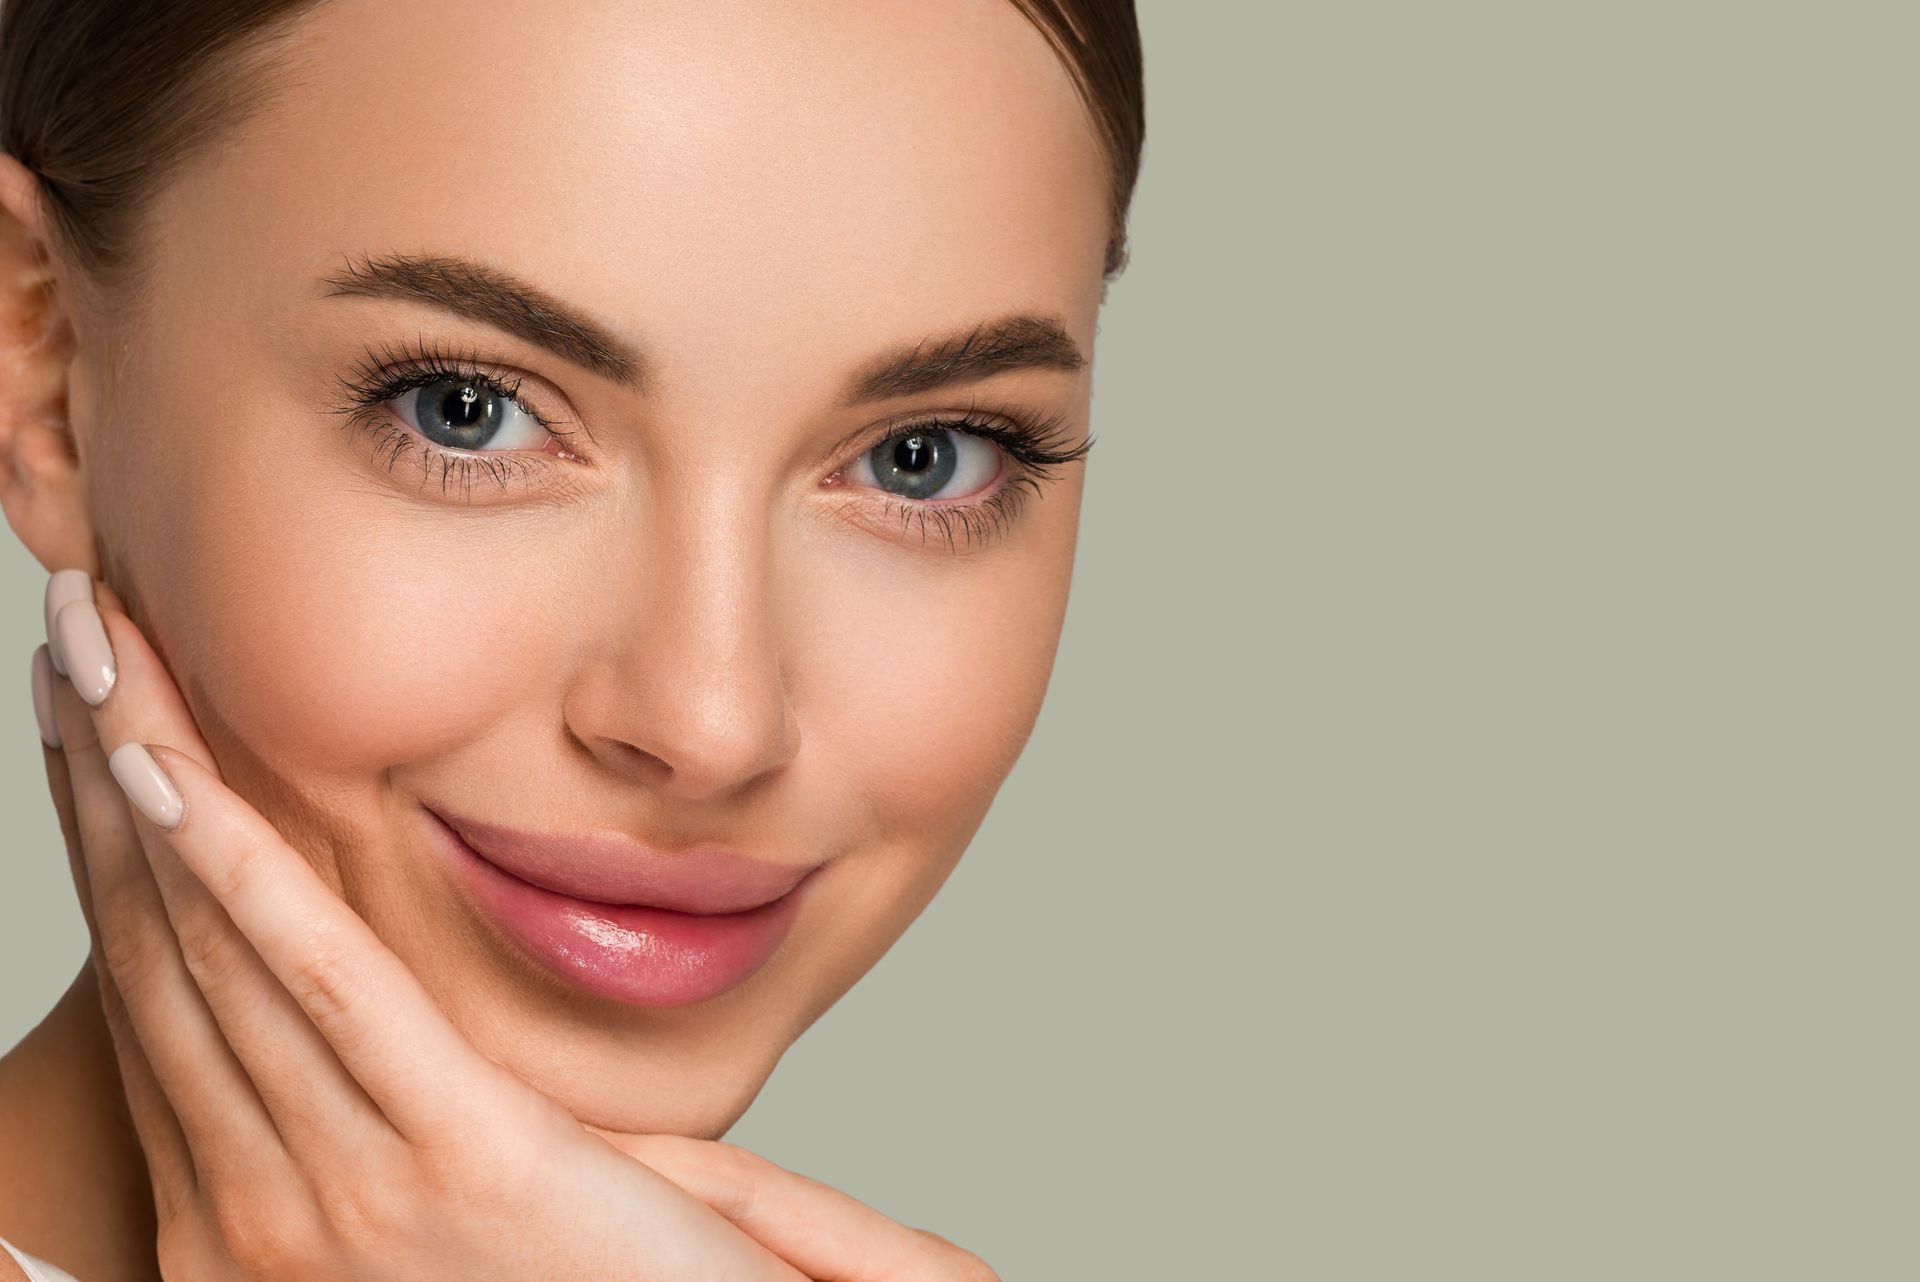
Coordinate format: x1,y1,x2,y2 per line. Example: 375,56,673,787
436,364,553,424
341,338,579,433
447,367,561,431
845,413,1004,460
824,401,1068,479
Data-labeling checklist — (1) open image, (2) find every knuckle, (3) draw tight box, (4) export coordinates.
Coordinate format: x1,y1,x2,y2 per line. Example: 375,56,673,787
704,1140,764,1220
407,1143,473,1205
206,1185,317,1277
310,1151,405,1247
145,1169,189,1227
91,966,133,1038
405,1066,554,1189
198,823,267,904
393,1105,472,1187
55,705,102,758
173,909,238,987
409,1120,518,1205
96,902,166,998
153,1213,221,1281
91,867,149,937
285,926,368,1037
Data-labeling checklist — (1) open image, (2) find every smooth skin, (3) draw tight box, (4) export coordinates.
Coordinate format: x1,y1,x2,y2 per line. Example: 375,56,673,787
29,579,990,1279
0,0,1108,1278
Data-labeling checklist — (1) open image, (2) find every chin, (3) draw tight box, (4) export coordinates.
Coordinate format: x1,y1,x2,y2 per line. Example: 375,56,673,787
411,952,805,1139
523,1036,786,1140
362,833,920,1140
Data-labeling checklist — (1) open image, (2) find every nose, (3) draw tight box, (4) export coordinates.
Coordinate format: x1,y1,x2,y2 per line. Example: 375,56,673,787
562,498,800,803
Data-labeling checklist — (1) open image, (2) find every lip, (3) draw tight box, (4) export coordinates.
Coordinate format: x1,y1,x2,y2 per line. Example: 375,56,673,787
422,803,819,1008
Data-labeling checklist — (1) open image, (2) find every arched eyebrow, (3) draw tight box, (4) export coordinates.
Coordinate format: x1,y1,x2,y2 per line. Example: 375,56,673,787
835,313,1085,405
317,251,1085,404
319,251,643,388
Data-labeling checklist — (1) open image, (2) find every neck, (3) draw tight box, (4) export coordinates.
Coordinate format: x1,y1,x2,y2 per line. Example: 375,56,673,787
0,960,160,1282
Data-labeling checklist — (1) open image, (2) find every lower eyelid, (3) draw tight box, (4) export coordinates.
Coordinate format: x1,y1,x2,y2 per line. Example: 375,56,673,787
869,479,1038,553
341,413,561,503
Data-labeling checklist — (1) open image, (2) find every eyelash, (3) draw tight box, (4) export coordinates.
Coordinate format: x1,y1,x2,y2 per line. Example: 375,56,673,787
325,335,581,500
324,335,1095,551
836,399,1092,551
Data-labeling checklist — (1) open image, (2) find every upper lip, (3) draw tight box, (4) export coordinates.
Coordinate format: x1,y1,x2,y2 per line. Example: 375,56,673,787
424,803,818,915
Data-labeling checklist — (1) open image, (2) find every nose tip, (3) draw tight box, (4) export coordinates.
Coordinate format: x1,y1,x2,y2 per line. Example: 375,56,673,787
563,577,800,801
583,684,800,801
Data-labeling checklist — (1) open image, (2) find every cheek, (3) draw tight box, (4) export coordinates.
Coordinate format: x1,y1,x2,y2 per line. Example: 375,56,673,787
149,468,563,778
124,397,1079,820
804,534,1079,849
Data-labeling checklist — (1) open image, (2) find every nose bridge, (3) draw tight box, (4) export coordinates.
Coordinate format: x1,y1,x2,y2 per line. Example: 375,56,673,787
564,481,798,799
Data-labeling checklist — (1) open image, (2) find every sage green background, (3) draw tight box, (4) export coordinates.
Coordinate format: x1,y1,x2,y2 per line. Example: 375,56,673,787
3,2,1914,1276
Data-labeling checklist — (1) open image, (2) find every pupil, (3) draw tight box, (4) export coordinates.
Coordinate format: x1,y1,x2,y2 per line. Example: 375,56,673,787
442,383,485,429
896,435,931,472
870,427,958,500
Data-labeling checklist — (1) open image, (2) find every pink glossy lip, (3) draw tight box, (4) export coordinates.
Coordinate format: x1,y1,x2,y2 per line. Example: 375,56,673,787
431,805,817,913
422,803,819,1008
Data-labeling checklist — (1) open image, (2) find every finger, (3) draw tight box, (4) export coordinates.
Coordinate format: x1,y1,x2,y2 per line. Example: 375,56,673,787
74,579,216,771
111,740,536,1149
35,642,195,1208
45,651,291,1192
590,1130,987,1282
36,642,98,942
72,586,391,1165
89,957,198,1221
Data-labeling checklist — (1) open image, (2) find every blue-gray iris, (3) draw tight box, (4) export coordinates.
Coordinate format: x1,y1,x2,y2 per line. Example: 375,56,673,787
871,429,959,500
411,379,505,450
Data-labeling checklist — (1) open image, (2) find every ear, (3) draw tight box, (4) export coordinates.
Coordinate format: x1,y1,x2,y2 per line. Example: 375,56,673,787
0,149,98,577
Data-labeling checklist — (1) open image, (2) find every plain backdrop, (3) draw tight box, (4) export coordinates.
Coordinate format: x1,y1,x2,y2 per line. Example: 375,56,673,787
3,2,1914,1276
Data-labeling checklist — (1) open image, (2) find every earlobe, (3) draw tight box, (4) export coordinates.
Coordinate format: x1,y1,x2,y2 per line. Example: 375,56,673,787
0,149,95,576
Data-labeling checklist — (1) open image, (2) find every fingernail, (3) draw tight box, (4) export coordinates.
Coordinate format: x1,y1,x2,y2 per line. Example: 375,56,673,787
44,569,94,677
53,597,116,706
108,742,183,831
30,643,60,748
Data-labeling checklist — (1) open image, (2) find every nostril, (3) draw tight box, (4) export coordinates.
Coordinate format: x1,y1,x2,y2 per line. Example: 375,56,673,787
609,738,673,776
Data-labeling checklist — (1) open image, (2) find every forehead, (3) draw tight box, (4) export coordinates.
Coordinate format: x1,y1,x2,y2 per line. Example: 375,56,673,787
154,0,1109,396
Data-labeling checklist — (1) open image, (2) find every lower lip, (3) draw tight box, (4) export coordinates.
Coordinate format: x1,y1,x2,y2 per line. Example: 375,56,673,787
423,807,812,1008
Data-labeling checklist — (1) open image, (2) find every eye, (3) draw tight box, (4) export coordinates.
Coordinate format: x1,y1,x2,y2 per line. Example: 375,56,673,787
391,376,553,453
846,424,1004,502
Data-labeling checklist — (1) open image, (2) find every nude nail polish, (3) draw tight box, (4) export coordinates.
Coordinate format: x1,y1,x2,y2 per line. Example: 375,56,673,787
30,643,60,748
53,598,116,707
108,742,183,830
44,569,94,677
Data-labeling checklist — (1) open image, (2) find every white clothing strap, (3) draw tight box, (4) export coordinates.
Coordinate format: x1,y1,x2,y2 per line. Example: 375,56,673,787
0,1235,81,1282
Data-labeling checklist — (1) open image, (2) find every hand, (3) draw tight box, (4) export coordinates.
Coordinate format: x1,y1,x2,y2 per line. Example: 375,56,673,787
33,570,804,1281
586,1128,1003,1282
30,569,999,1282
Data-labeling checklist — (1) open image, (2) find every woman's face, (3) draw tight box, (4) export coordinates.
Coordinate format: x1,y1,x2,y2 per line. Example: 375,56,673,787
44,0,1107,1136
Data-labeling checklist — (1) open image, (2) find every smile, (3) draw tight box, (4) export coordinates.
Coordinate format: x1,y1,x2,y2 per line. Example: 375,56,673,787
420,804,819,1008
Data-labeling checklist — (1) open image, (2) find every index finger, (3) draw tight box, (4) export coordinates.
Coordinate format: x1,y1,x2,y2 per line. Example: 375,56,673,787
112,741,547,1149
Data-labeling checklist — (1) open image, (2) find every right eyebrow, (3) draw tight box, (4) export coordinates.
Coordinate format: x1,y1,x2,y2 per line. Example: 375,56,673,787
318,252,649,391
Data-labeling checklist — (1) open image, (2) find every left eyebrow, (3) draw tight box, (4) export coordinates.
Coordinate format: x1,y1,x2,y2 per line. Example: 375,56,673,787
837,313,1087,406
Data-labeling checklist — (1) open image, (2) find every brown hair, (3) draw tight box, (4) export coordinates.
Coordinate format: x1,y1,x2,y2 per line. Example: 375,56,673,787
0,0,1145,310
